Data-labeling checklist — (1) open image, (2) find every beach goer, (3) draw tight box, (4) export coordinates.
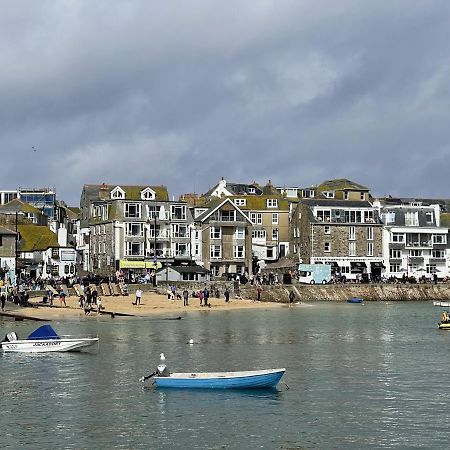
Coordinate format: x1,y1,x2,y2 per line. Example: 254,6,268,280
84,303,91,315
289,290,295,307
171,285,176,300
79,295,85,308
167,288,172,300
198,290,204,306
92,288,98,305
256,286,262,302
183,289,189,306
224,288,230,303
135,288,142,305
97,297,103,313
59,290,67,307
1,294,6,311
203,286,210,307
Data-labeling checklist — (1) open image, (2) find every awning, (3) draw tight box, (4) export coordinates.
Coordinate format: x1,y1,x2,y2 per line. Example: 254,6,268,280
350,261,367,273
119,260,163,270
325,261,339,268
370,262,385,269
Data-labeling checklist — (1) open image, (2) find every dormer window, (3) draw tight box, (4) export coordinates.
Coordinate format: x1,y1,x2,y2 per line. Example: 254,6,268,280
267,199,278,208
234,199,246,207
111,186,125,199
323,191,335,199
248,187,256,194
344,191,349,200
141,187,156,201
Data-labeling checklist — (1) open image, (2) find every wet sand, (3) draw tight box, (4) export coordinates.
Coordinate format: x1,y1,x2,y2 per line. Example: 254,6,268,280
8,292,283,320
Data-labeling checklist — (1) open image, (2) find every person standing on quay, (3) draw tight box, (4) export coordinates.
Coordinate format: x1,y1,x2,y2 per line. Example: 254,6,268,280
135,288,142,305
183,289,189,306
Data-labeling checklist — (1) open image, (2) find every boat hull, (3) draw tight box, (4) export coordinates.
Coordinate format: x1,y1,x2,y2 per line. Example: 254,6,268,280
347,298,363,304
154,368,285,389
439,323,450,330
434,301,450,307
1,338,99,353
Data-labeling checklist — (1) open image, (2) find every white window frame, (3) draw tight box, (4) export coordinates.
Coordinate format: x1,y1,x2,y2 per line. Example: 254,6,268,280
235,227,245,239
272,213,279,225
367,242,374,256
349,242,356,256
367,227,373,241
124,203,141,219
210,244,221,259
234,245,245,258
111,186,125,199
324,242,331,253
210,226,221,240
433,234,447,244
349,226,356,241
324,225,331,234
234,199,246,207
126,222,143,237
250,212,263,225
266,199,278,208
140,188,155,200
125,241,143,256
390,249,401,259
171,204,186,220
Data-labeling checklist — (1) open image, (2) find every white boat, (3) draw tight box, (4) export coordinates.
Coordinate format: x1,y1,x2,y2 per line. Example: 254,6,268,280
433,301,450,307
1,325,99,353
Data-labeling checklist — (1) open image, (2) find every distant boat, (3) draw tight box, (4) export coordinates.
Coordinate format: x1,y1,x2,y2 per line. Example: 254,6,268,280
1,325,99,353
433,301,450,307
347,298,363,304
143,367,286,389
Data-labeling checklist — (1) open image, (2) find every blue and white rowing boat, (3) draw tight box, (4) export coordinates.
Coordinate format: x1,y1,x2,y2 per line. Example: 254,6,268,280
142,366,285,389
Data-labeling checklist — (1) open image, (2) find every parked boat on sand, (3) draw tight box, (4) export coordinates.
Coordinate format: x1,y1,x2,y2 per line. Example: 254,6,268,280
1,325,99,353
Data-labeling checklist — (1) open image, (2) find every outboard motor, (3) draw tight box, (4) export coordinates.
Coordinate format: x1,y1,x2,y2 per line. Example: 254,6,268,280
156,364,170,377
4,332,18,342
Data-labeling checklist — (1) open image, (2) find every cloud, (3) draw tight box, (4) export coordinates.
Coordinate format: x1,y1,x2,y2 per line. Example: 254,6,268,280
1,0,450,203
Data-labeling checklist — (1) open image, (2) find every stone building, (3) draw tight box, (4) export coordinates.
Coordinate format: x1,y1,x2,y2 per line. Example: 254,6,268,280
192,198,253,278
0,226,17,286
291,199,384,281
79,184,194,277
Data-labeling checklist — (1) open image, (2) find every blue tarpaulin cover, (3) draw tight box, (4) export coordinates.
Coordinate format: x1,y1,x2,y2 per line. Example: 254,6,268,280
26,325,60,340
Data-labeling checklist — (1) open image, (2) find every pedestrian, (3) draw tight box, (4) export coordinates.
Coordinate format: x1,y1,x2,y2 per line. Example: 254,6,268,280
59,290,67,307
171,285,176,300
256,285,262,301
198,290,204,306
434,273,438,285
288,290,295,307
224,288,230,303
84,303,91,315
135,288,142,305
203,286,210,307
92,287,98,305
79,295,85,308
167,288,172,300
1,294,6,311
183,289,189,306
97,297,103,313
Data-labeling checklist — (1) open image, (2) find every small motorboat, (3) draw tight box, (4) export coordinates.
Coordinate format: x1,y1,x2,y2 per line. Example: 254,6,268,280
439,311,450,330
347,298,363,304
1,325,99,353
433,301,450,307
141,364,285,389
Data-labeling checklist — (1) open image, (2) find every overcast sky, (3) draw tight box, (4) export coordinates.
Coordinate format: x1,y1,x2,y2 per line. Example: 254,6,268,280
2,1,450,205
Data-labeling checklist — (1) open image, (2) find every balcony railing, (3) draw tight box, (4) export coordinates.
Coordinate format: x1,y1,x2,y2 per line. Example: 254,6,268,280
405,241,432,248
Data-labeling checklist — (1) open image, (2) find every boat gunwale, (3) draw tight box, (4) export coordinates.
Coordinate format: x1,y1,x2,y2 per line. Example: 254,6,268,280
155,368,285,380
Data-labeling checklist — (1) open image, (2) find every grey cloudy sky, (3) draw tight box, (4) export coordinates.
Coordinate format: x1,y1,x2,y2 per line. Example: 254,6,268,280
2,0,450,205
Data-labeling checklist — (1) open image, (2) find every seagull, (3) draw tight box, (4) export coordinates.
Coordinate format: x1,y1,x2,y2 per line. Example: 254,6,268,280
189,339,194,345
160,352,166,361
32,146,37,152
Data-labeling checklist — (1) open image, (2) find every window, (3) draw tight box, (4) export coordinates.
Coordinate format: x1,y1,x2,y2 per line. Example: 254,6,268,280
234,199,246,207
349,226,356,241
367,242,374,256
147,205,160,219
405,212,419,227
426,264,437,274
126,242,142,256
250,212,262,225
349,242,356,256
220,210,236,221
210,227,221,239
392,233,405,243
234,245,245,258
324,242,331,252
360,192,365,200
172,224,188,238
140,188,155,200
384,212,396,224
324,226,331,234
267,247,273,258
194,244,200,256
272,229,278,240
344,191,349,200
344,210,362,223
101,225,106,234
390,249,401,259
171,205,186,220
323,191,335,198
267,199,278,208
433,234,447,244
210,245,221,258
235,227,245,239
432,249,445,258
316,210,331,222
174,243,188,256
252,230,266,239
364,211,373,223
390,263,400,273
272,213,279,225
124,203,141,218
111,186,125,199
408,249,422,257
367,227,373,240
248,187,256,194
126,223,143,237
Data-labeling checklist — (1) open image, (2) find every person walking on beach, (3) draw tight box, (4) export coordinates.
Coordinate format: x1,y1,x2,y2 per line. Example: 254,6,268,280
97,297,103,313
1,294,6,311
59,290,67,307
135,288,142,305
224,287,230,303
183,289,189,306
256,285,262,302
198,290,204,306
203,286,210,307
288,290,295,307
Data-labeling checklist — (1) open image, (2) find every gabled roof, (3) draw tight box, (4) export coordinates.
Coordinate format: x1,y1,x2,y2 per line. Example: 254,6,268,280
17,225,60,252
317,179,369,192
195,198,253,224
0,198,42,214
82,184,169,201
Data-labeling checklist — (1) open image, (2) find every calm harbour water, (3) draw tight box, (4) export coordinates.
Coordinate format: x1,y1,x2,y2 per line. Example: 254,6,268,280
1,301,450,449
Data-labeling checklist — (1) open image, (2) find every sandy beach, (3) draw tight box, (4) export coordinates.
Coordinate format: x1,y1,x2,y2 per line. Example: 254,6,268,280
4,292,283,321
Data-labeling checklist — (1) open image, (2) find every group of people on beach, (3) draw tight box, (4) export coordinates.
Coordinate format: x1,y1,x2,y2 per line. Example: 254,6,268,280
78,286,102,315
